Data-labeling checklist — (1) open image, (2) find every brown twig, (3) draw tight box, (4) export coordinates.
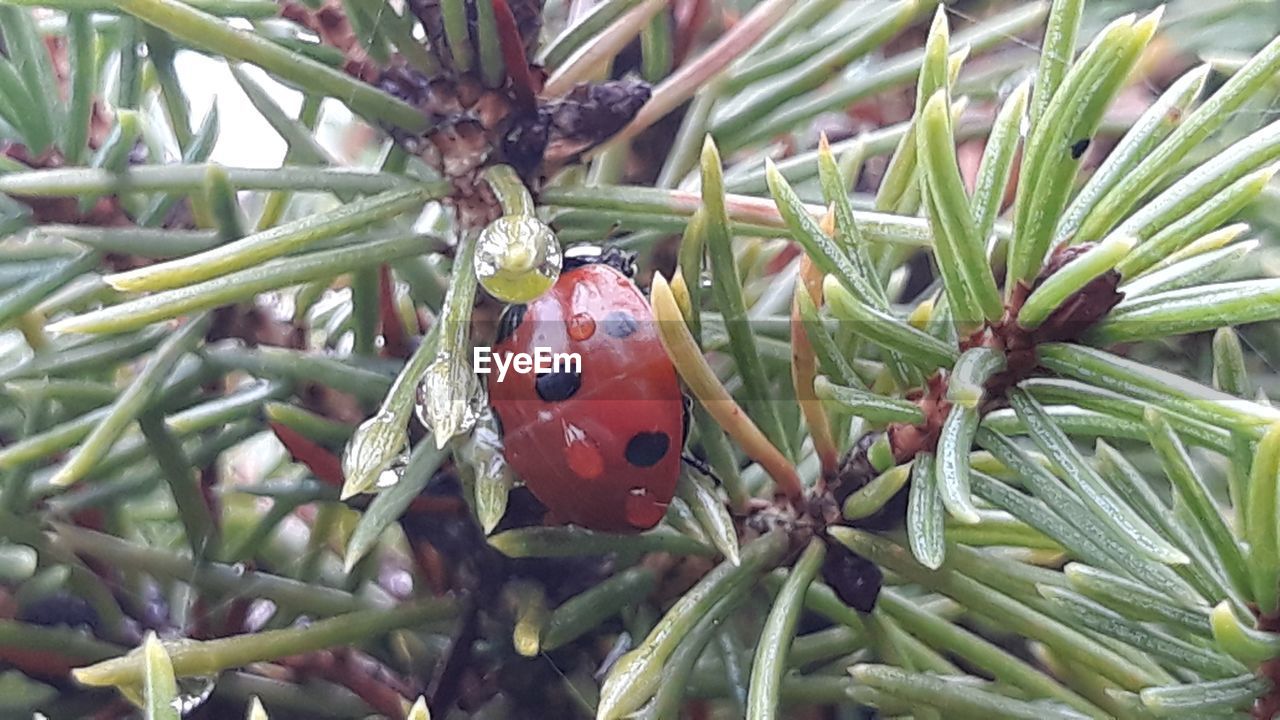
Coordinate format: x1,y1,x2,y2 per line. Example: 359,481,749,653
596,0,793,151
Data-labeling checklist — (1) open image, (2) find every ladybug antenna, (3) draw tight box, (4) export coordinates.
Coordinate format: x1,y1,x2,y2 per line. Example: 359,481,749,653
563,244,637,277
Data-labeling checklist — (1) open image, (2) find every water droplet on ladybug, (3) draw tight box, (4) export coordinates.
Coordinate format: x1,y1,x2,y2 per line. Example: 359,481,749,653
625,487,667,529
567,312,596,340
563,423,604,479
475,215,563,303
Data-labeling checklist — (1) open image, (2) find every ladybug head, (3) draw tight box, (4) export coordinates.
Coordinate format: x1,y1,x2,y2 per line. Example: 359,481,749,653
494,245,637,346
563,245,636,277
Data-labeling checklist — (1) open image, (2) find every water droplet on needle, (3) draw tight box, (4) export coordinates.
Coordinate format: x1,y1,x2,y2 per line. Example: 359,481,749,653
415,355,486,448
475,216,563,303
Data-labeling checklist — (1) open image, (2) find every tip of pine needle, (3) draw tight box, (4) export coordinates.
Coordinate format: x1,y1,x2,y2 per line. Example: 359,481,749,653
407,696,432,720
949,506,982,526
248,697,269,720
102,269,143,292
1137,4,1165,29
44,317,80,336
338,480,362,501
48,465,80,488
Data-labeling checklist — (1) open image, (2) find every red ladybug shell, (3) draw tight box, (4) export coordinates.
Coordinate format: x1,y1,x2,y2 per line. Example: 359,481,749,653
488,263,684,533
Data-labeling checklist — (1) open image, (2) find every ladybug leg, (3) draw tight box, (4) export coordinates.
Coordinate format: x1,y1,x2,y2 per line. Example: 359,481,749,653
680,394,692,447
680,395,725,485
681,453,723,487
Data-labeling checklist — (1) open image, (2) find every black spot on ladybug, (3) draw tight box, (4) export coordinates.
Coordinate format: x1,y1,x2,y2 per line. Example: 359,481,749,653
496,304,528,346
603,310,638,338
536,369,582,402
625,431,670,467
821,540,883,613
1070,138,1090,159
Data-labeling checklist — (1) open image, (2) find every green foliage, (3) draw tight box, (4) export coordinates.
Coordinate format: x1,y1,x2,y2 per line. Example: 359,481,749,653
0,0,1279,718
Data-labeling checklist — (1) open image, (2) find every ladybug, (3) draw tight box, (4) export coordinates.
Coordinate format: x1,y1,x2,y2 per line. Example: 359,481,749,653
487,248,685,533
